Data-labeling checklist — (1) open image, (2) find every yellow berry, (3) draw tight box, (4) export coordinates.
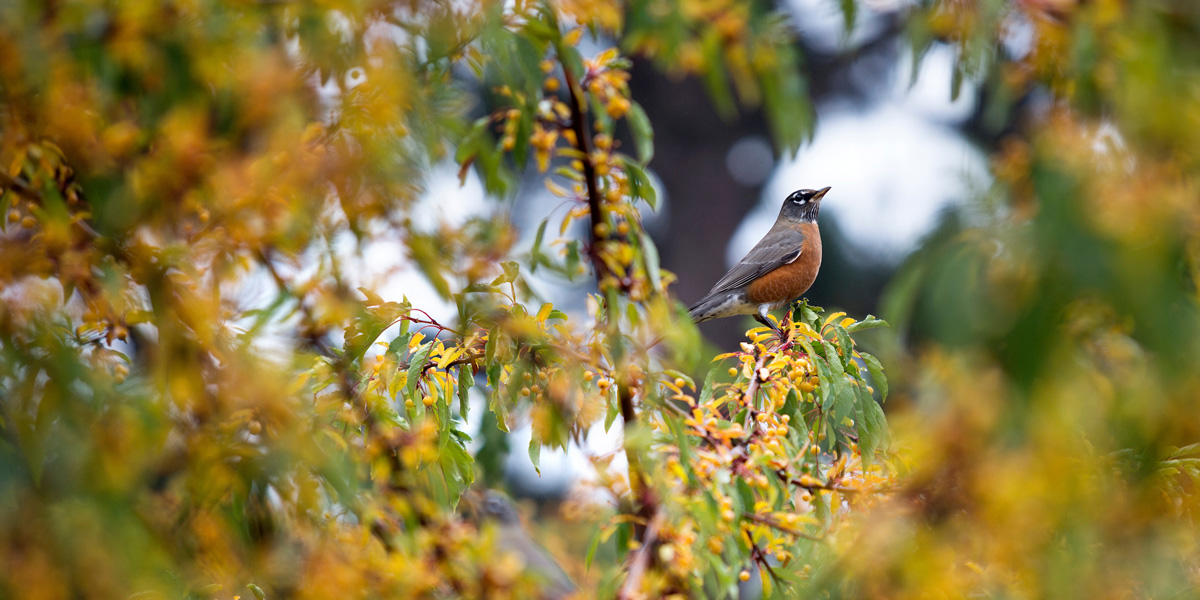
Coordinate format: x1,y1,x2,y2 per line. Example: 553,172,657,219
739,570,750,582
728,368,738,377
423,395,435,406
405,399,415,409
674,377,686,388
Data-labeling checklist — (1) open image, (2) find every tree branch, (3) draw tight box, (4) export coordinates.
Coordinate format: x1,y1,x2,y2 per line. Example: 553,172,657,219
560,56,611,286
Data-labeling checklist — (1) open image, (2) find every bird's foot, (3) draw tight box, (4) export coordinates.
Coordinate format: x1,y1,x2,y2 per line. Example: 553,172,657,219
753,314,789,347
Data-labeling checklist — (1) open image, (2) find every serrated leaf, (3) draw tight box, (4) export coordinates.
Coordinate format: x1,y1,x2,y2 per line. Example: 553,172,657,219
860,352,888,402
831,324,855,369
854,382,888,466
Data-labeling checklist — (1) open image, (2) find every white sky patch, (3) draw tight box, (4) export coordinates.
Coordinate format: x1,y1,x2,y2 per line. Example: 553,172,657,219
784,0,912,54
894,43,977,124
505,418,628,499
731,44,990,266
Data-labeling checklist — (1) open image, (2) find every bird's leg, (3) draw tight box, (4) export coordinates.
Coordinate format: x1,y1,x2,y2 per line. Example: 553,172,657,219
754,305,784,338
782,300,805,355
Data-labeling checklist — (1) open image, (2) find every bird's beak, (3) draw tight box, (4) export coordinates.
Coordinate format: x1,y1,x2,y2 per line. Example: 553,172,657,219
813,186,831,201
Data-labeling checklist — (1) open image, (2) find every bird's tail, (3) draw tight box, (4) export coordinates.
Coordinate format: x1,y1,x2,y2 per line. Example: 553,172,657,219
687,293,723,323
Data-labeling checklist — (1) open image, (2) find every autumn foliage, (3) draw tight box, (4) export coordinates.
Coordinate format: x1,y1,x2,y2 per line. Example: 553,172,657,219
4,1,1200,599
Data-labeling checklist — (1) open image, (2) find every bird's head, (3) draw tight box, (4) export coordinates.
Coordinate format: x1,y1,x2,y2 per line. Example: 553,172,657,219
780,186,830,223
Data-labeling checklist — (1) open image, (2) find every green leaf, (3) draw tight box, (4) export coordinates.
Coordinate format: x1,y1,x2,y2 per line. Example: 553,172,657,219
700,31,736,118
860,352,888,402
839,0,857,35
781,388,801,423
626,101,654,163
458,366,473,422
438,435,476,505
623,158,658,210
246,584,266,600
854,382,888,466
846,315,889,333
529,218,549,272
405,342,434,400
830,376,856,422
528,439,541,476
698,368,718,405
386,332,411,358
820,340,846,374
605,386,620,431
585,528,604,571
831,324,855,368
640,230,662,292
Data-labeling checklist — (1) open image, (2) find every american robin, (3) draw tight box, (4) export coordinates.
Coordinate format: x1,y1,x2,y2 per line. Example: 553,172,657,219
688,187,829,331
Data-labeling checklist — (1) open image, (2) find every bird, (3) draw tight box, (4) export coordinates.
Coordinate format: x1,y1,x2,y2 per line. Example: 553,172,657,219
688,187,829,331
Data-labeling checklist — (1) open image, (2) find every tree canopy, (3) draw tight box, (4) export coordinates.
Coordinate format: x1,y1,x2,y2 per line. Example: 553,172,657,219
2,1,1200,599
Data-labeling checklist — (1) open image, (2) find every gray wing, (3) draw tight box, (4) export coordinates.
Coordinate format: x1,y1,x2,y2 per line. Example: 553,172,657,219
705,224,807,295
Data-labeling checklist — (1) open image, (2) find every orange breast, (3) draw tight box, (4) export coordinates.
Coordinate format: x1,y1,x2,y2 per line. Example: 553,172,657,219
744,222,822,306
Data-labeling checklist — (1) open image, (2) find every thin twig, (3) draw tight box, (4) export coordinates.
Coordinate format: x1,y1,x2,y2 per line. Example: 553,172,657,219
742,512,824,541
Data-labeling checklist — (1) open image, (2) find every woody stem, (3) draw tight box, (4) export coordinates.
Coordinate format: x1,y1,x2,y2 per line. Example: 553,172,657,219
558,44,652,545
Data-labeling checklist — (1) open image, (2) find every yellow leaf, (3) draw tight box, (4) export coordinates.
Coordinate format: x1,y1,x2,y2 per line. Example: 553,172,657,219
536,302,553,323
437,346,463,370
795,323,821,339
823,311,847,328
597,47,619,64
544,178,572,198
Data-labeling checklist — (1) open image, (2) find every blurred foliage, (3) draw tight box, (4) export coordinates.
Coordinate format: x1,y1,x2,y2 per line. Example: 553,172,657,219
0,1,884,599
8,0,1193,598
837,0,1200,598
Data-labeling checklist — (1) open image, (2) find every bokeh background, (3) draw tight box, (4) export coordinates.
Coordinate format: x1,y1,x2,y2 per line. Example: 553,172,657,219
5,0,1200,597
